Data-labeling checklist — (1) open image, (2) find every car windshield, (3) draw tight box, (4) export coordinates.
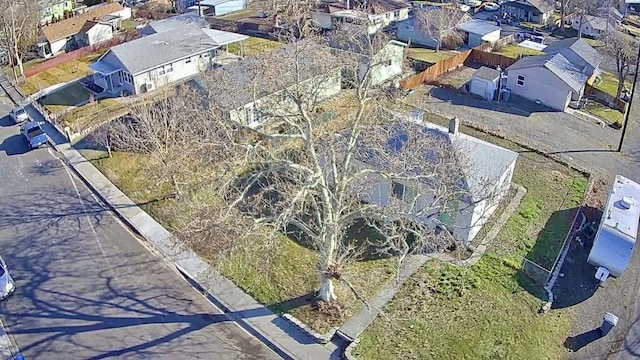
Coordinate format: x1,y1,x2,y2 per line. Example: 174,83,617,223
14,108,26,116
27,126,44,137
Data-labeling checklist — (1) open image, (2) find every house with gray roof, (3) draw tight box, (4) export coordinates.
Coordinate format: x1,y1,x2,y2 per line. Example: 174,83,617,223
571,14,618,38
543,37,602,80
355,115,518,243
88,25,246,95
502,0,555,24
138,13,210,36
506,52,590,110
190,40,342,128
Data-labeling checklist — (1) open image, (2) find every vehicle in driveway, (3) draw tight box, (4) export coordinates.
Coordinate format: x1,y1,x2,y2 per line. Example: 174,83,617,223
483,2,500,11
9,107,30,124
20,121,48,150
0,256,15,300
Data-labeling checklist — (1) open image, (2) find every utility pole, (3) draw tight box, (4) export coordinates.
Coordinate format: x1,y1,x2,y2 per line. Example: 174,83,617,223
617,43,640,152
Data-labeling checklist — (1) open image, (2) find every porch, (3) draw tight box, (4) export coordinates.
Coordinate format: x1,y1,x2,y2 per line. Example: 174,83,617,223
88,61,126,95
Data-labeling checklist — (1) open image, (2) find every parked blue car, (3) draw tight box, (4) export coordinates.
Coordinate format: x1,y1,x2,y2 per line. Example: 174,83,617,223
20,121,48,150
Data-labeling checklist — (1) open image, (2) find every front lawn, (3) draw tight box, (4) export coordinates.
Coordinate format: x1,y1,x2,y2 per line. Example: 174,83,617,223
406,47,457,64
584,101,624,126
355,114,587,359
40,82,90,114
19,51,104,95
61,98,127,131
493,43,544,59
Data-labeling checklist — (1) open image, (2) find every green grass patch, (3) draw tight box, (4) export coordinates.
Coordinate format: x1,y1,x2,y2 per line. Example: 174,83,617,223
225,37,284,57
406,47,457,63
493,43,544,59
19,51,104,95
584,101,624,126
61,98,127,131
356,104,587,359
594,71,631,98
40,82,90,114
120,19,137,31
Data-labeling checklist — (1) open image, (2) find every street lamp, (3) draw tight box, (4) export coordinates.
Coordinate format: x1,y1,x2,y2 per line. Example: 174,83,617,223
617,42,640,152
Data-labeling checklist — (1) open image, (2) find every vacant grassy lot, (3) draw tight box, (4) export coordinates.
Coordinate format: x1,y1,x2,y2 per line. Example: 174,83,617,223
355,110,587,359
40,82,90,114
493,43,544,59
594,71,631,98
83,149,397,333
406,48,457,64
20,52,103,95
226,37,284,57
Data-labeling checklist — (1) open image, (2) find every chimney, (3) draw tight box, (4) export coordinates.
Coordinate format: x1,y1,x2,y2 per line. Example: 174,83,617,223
449,117,459,135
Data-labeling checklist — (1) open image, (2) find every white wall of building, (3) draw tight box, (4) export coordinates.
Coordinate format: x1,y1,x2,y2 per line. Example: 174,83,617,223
506,66,573,110
86,23,114,46
131,51,214,94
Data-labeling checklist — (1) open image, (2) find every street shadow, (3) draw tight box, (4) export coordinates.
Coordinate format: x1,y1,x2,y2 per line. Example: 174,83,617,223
564,329,605,352
552,206,603,309
0,134,29,156
0,115,16,127
425,86,557,116
515,208,582,301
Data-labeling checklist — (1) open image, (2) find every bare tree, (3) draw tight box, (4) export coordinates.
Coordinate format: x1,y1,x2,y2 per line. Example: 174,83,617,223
414,8,466,52
601,30,638,99
0,0,40,79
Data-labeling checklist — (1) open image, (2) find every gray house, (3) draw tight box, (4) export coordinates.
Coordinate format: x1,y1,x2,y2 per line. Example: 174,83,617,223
506,53,589,110
139,13,210,36
89,25,219,95
542,37,601,79
396,12,471,49
456,20,502,48
502,0,555,25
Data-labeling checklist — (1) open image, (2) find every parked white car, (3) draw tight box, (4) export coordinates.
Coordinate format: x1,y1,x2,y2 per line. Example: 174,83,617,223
9,106,30,124
484,2,500,11
459,4,471,11
0,256,15,300
466,0,482,7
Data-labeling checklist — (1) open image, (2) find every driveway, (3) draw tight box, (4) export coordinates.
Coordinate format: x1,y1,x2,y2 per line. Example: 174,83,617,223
0,94,279,359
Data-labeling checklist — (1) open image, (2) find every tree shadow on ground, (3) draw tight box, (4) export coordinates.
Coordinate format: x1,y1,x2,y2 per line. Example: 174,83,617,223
515,207,586,301
552,206,603,309
564,329,605,352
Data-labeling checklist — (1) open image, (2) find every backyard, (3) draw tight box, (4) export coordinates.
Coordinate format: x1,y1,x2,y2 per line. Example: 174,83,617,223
406,47,458,64
225,37,284,57
492,43,544,59
352,109,587,359
18,51,104,96
593,71,631,98
40,82,90,114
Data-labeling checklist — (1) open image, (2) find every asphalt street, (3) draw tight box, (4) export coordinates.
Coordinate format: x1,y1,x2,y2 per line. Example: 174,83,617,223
0,94,279,359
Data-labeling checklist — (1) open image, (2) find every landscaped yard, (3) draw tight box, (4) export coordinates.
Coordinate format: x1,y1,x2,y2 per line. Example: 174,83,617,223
406,47,458,64
61,98,127,131
585,101,624,126
40,82,90,114
493,43,544,59
19,51,104,96
594,71,631,98
225,37,284,57
354,109,587,359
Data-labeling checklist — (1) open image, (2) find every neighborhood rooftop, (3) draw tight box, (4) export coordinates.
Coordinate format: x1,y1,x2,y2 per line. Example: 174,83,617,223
456,19,501,36
543,37,602,69
526,0,555,13
314,0,410,14
93,25,217,75
507,53,589,92
140,13,209,35
473,66,500,81
40,2,125,42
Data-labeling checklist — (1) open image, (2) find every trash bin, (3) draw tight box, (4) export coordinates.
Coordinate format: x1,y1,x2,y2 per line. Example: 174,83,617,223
600,312,619,335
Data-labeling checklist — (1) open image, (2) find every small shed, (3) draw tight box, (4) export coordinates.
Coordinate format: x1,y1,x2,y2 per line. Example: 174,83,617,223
456,20,502,48
469,66,500,101
199,0,246,16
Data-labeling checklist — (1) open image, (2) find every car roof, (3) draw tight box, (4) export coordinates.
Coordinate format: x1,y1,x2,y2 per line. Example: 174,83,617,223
23,121,41,128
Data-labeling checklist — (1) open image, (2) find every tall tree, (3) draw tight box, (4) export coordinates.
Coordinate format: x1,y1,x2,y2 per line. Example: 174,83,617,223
602,30,638,99
414,8,466,52
0,0,40,79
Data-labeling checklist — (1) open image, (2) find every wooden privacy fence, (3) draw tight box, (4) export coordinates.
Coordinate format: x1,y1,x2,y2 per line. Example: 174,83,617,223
401,50,472,89
468,50,518,69
584,83,628,112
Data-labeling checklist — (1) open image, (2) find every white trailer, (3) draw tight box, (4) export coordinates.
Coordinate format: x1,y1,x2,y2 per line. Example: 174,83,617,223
588,175,640,282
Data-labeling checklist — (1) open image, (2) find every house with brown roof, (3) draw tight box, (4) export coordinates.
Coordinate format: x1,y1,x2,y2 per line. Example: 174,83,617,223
37,2,132,58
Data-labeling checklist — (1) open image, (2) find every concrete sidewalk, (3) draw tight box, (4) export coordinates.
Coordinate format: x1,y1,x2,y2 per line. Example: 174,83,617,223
34,118,336,359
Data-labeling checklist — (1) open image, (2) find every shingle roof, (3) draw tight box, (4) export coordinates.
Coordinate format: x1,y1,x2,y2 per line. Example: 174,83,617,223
508,53,590,92
98,25,218,75
473,66,500,81
41,3,124,42
139,13,210,36
193,40,337,110
456,19,501,36
580,14,614,31
543,37,601,69
525,0,555,13
314,0,410,14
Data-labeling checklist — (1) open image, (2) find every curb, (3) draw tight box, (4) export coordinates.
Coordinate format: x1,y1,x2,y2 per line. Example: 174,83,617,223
343,338,360,360
281,313,337,345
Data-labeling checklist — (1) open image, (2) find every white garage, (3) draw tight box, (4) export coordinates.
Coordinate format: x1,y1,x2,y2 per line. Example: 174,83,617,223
469,66,501,101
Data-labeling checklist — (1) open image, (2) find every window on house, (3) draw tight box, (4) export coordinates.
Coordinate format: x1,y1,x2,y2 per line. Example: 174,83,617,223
394,10,400,18
384,60,392,66
165,64,173,73
516,75,525,86
185,58,192,64
158,68,165,76
122,72,133,84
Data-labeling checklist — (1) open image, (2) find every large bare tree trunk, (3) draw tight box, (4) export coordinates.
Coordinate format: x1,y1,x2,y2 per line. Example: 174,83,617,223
318,274,337,302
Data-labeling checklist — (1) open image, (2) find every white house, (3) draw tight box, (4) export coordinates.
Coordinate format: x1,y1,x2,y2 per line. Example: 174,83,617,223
190,41,343,128
139,13,210,36
571,14,617,38
312,0,410,34
456,20,501,48
357,117,518,243
89,25,247,95
37,2,131,58
469,66,501,101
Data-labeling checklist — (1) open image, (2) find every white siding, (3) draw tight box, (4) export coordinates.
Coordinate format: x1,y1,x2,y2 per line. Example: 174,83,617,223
131,52,214,94
470,77,498,100
362,41,405,86
49,38,68,55
111,7,132,20
86,23,113,46
506,67,573,110
481,30,501,43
